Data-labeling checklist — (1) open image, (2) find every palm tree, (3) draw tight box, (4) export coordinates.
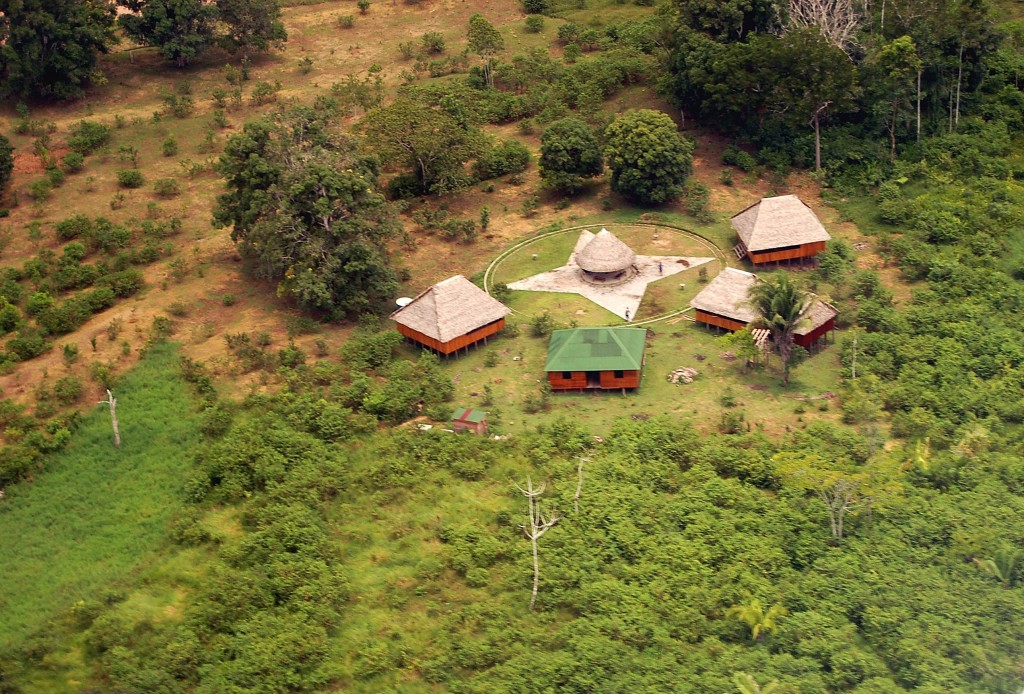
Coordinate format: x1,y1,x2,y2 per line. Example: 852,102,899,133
748,274,811,387
726,597,788,641
734,672,780,694
974,549,1022,587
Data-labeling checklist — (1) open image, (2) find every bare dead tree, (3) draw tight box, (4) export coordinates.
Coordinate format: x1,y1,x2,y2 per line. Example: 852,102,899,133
819,478,873,544
573,457,589,513
98,389,121,448
515,476,560,610
788,0,862,54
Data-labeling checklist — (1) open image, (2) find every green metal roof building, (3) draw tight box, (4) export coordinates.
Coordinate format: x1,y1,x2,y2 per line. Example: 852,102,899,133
545,327,647,391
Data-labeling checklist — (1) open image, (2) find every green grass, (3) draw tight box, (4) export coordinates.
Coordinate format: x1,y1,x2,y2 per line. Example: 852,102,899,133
0,342,202,651
435,316,843,437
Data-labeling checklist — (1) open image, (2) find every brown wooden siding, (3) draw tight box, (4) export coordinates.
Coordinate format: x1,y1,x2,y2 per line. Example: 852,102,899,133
599,370,640,389
548,370,640,390
547,371,588,389
750,241,826,264
397,317,505,355
694,309,748,333
795,317,835,348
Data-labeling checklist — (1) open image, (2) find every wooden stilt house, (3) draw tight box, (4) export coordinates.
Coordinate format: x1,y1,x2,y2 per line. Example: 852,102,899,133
731,195,831,265
390,275,511,356
545,327,646,391
690,268,837,349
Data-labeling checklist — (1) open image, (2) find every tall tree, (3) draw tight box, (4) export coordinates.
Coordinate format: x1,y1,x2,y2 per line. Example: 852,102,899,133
674,0,783,41
786,0,861,54
213,107,402,318
538,118,604,195
769,28,859,171
359,96,485,195
747,274,810,386
604,109,693,205
0,0,117,100
118,0,219,67
866,35,922,158
0,134,13,194
217,0,287,57
467,13,504,88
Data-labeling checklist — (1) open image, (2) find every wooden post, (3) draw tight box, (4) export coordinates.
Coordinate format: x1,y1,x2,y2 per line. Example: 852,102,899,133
98,389,121,448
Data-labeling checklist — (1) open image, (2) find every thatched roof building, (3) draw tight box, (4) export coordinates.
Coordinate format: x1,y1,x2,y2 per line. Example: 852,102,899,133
690,268,837,348
575,229,637,281
731,195,831,265
689,268,760,327
390,275,510,355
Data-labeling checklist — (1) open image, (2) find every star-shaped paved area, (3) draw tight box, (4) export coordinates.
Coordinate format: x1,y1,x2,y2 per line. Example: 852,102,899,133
508,231,715,320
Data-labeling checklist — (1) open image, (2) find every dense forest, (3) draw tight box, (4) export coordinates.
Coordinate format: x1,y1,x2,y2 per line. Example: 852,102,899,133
2,0,1024,691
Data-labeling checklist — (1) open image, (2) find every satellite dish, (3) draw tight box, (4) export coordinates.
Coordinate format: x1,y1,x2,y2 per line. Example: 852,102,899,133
396,297,413,308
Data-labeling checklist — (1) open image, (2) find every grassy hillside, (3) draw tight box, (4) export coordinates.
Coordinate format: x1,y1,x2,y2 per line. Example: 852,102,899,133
0,342,200,651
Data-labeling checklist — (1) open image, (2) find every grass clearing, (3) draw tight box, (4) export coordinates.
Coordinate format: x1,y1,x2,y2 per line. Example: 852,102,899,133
0,342,201,650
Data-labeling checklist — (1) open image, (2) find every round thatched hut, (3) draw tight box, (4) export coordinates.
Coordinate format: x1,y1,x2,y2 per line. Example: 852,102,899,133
575,229,637,284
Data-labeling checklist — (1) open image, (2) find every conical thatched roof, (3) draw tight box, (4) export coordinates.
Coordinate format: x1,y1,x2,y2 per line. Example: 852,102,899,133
575,228,636,273
390,275,510,343
689,268,759,323
731,195,831,252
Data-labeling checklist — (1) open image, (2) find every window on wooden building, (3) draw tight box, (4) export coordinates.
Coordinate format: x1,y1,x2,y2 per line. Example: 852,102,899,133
562,371,572,379
614,370,624,379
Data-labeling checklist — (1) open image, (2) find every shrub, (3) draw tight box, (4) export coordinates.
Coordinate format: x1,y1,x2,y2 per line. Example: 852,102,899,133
358,0,370,12
67,120,112,155
52,375,83,405
522,0,547,13
162,136,179,157
337,13,355,28
117,169,145,189
422,32,445,54
525,15,545,32
98,269,145,297
62,151,85,172
473,140,531,180
153,178,181,198
7,329,50,361
46,166,66,187
557,23,581,44
529,310,559,337
162,93,195,118
29,179,52,201
250,81,281,105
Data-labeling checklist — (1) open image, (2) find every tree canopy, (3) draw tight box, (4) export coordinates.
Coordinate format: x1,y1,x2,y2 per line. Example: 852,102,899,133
359,96,486,195
539,117,604,194
0,134,13,194
604,109,693,205
213,107,401,319
216,0,287,56
0,0,117,100
118,0,220,68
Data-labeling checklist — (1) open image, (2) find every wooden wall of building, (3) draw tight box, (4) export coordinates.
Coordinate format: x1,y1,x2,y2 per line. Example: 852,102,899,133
795,317,836,348
599,370,641,389
750,241,826,265
547,371,588,390
694,310,748,333
397,318,505,355
547,370,641,390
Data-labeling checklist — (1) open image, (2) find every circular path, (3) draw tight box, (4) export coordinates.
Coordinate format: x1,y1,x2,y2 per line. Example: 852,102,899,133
483,222,728,327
